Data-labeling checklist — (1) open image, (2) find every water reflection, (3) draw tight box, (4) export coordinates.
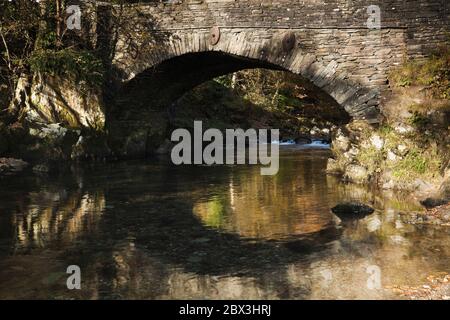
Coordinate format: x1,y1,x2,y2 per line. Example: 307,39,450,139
0,147,448,299
193,156,335,240
14,191,105,249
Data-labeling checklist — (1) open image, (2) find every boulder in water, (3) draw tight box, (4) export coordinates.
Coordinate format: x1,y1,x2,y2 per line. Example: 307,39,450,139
295,137,312,145
331,202,375,220
420,198,448,209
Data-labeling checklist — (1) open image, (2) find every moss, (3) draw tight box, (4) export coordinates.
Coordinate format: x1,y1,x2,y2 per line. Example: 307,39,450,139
352,119,445,184
390,147,441,182
390,45,450,99
382,127,409,150
356,145,384,174
86,114,106,133
378,123,394,136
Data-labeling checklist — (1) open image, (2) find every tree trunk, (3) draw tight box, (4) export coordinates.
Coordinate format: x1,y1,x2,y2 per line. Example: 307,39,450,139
55,0,62,47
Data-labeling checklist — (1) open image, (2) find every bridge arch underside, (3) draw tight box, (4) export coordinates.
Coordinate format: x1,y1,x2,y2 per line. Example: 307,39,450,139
113,28,386,118
110,48,377,157
117,51,285,112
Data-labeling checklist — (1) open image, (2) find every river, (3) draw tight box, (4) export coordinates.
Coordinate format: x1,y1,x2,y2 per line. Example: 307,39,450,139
0,146,448,299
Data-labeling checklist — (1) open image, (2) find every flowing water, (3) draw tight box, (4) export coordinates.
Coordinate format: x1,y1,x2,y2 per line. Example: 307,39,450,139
0,146,448,299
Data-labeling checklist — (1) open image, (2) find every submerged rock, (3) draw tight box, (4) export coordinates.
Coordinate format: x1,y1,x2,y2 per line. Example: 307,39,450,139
400,205,450,226
331,202,375,220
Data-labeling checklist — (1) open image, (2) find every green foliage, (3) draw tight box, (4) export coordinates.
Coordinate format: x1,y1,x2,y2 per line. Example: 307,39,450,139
35,31,59,51
391,147,441,181
397,77,412,87
390,45,450,99
212,69,348,127
356,145,384,174
276,94,303,109
29,49,105,88
214,74,232,87
409,110,431,128
354,120,444,183
0,0,40,103
378,124,394,136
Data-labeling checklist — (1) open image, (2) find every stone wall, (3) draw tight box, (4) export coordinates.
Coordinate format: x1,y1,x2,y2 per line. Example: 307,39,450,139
96,0,449,123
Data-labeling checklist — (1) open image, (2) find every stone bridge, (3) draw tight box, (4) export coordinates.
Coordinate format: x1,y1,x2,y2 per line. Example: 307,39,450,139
82,0,449,156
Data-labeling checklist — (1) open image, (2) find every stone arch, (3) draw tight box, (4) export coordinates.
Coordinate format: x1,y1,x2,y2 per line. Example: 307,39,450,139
114,29,381,122
109,29,383,157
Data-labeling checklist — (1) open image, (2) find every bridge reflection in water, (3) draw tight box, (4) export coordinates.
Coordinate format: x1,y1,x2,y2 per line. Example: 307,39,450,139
193,152,335,240
0,147,448,299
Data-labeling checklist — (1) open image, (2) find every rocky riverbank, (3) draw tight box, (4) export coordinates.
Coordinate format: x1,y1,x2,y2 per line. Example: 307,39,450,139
387,273,450,300
327,48,450,206
326,112,450,222
326,115,449,194
399,203,450,226
0,73,111,166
